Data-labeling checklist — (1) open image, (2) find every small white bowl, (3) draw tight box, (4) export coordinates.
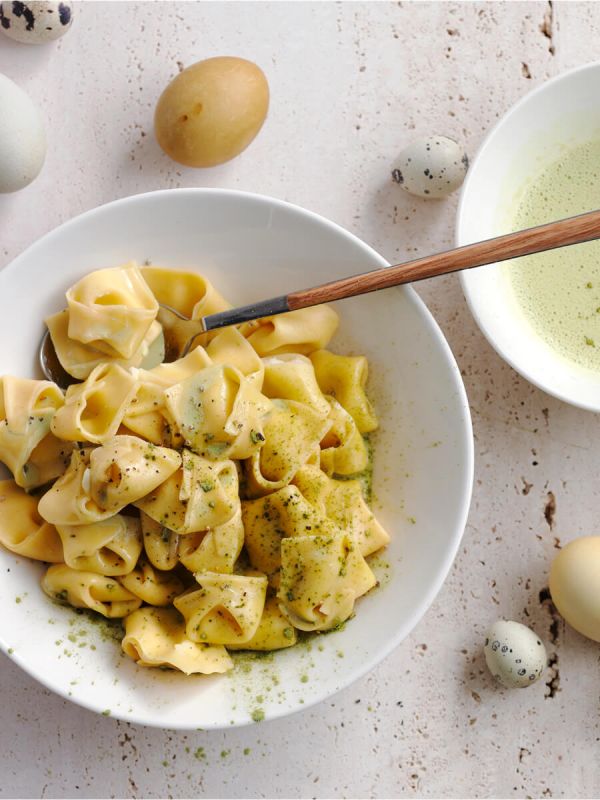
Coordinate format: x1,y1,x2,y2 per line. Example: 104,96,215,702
0,189,473,728
458,62,600,411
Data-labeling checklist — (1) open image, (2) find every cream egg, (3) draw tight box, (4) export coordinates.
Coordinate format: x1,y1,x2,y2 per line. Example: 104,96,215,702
0,74,46,193
392,135,468,198
154,56,269,168
549,536,600,642
0,1,73,44
484,620,547,689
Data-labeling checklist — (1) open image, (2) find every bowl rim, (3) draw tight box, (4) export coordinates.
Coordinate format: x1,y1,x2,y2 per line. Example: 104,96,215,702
1,187,474,728
456,61,600,412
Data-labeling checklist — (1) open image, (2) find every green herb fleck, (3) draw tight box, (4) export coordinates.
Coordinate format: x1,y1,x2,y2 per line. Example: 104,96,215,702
251,708,265,723
101,709,111,716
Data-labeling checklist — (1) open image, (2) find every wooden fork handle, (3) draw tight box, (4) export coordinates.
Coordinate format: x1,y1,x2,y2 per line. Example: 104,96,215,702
202,208,600,331
289,207,600,308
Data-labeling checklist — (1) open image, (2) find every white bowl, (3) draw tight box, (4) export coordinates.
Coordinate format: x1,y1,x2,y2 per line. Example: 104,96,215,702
0,189,473,729
458,63,600,411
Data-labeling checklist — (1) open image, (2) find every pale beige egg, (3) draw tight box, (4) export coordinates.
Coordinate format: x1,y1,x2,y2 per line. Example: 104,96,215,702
154,56,269,168
549,536,600,642
0,73,46,193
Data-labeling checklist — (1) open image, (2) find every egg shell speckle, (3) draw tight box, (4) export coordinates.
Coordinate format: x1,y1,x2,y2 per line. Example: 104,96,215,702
392,135,468,198
483,620,547,689
0,73,46,193
0,1,73,45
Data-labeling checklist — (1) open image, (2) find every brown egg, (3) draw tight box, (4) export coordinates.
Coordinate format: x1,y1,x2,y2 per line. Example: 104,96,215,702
154,56,269,168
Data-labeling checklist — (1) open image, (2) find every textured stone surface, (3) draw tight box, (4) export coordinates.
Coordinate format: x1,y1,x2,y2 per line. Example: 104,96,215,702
1,2,599,797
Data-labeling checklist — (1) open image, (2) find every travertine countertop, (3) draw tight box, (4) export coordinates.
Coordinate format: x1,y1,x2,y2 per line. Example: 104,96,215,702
1,2,599,797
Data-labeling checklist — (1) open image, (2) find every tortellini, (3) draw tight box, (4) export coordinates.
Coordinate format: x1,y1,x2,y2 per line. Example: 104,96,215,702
164,364,272,460
178,506,245,574
51,363,138,444
310,350,378,434
42,564,142,618
122,607,232,675
46,309,163,381
134,449,238,534
206,327,264,386
140,267,230,321
261,354,330,415
56,514,143,575
66,264,159,359
0,480,63,562
174,572,267,645
38,448,115,526
0,264,389,680
123,348,213,446
245,399,331,496
319,396,368,476
278,533,376,631
242,305,339,356
38,437,181,525
141,512,179,571
0,376,65,488
227,596,297,651
293,465,390,557
119,558,186,606
89,436,181,512
242,486,339,587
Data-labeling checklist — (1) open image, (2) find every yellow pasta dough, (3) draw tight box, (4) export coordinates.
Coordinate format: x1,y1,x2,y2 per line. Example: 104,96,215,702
293,465,390,557
261,354,330,415
122,607,232,675
0,376,65,488
119,557,186,606
66,264,159,359
174,572,267,645
0,480,63,562
51,363,138,444
245,399,331,496
46,309,164,381
56,514,143,575
134,449,239,534
0,263,390,679
243,305,339,356
310,349,379,434
319,396,368,476
164,364,272,460
42,564,142,618
227,596,297,651
278,533,376,631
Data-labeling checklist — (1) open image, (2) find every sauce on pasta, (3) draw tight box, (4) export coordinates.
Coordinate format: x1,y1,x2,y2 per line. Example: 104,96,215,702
0,263,390,675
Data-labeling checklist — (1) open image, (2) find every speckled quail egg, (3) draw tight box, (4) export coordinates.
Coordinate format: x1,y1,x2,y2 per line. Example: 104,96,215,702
483,620,547,689
0,73,46,193
549,536,600,642
392,135,468,198
0,1,73,45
